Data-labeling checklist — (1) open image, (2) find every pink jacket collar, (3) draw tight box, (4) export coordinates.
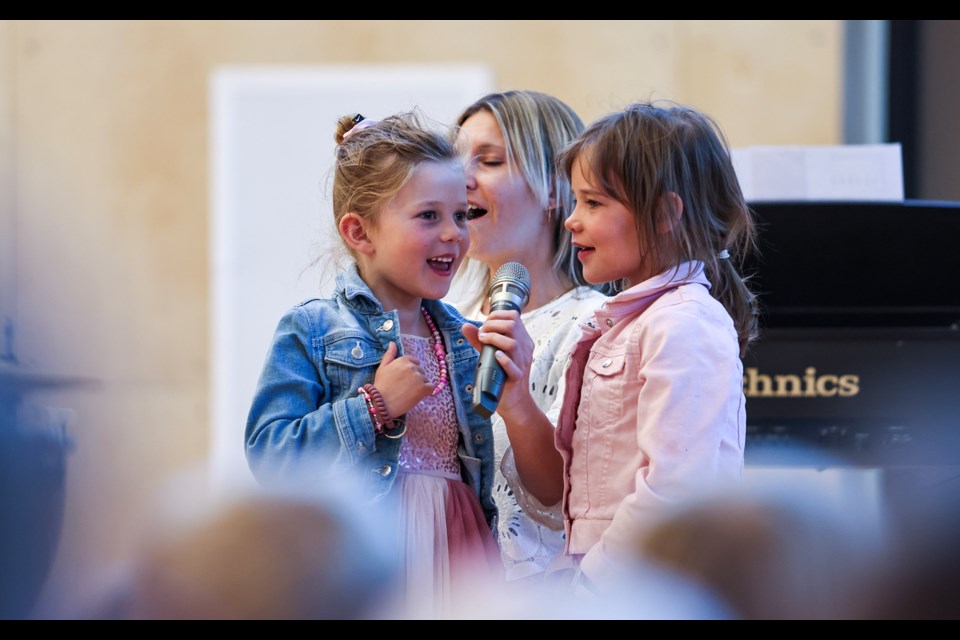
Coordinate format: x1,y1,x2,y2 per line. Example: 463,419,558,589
583,261,711,338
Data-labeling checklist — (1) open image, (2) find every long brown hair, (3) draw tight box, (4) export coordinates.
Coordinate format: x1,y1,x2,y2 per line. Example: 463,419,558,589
558,100,759,356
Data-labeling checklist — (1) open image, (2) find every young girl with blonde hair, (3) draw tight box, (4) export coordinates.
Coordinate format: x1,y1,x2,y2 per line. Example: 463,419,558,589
246,111,501,616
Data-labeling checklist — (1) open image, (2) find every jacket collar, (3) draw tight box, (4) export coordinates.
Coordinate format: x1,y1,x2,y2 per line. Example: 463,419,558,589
335,262,469,332
336,263,384,315
613,261,709,302
584,261,710,336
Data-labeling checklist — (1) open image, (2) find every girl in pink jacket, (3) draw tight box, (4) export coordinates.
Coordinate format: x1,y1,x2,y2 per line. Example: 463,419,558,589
462,100,759,593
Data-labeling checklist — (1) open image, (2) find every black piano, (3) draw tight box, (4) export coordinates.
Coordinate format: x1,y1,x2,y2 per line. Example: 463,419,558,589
741,200,960,469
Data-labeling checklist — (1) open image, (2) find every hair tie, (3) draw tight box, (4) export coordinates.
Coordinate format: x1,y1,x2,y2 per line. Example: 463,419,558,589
342,114,378,142
718,249,730,260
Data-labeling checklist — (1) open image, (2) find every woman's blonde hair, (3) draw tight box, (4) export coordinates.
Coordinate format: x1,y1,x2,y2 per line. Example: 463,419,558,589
453,90,611,308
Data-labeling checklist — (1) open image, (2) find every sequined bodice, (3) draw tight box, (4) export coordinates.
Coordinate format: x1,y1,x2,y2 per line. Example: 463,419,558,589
397,334,460,475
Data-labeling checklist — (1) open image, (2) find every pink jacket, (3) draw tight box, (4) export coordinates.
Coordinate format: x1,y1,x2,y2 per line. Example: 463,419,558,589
555,262,746,583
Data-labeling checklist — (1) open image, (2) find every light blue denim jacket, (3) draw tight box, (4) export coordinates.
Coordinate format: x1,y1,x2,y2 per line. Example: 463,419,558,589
245,264,497,528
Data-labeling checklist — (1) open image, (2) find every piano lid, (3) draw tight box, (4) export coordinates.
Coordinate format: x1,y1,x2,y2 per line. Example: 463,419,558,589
743,200,960,331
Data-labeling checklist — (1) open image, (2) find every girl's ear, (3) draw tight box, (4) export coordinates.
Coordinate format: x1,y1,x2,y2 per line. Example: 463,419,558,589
338,213,375,255
656,191,684,235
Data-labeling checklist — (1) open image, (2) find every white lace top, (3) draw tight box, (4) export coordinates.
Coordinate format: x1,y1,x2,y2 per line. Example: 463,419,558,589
459,286,607,581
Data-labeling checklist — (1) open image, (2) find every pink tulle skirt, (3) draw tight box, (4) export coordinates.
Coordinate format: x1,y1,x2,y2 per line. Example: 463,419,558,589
393,469,502,617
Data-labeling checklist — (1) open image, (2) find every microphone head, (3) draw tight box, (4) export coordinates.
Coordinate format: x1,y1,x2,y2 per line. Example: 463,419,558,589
473,262,531,418
488,262,530,312
492,261,530,288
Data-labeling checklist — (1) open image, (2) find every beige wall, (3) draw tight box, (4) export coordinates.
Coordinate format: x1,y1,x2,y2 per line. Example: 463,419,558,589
0,20,841,614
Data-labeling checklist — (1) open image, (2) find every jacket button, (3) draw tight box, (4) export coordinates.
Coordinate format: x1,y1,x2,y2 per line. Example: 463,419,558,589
381,319,394,331
474,433,483,443
376,464,392,477
358,443,365,453
605,318,614,327
465,384,473,392
602,358,612,368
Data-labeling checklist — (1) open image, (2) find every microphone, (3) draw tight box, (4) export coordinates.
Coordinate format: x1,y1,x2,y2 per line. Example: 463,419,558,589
472,262,531,419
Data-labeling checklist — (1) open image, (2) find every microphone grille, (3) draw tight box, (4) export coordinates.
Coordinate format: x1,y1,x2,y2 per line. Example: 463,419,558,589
489,262,531,308
492,261,531,289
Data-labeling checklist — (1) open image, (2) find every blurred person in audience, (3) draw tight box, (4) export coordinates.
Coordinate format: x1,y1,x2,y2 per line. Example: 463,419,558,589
631,482,891,619
1,361,73,619
57,468,404,620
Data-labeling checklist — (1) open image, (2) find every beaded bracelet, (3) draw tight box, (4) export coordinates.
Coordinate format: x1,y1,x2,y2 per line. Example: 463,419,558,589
357,386,383,434
364,384,406,439
362,383,389,422
358,383,406,439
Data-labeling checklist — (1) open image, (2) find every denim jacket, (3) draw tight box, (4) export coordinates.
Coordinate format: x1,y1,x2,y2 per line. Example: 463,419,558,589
245,264,497,528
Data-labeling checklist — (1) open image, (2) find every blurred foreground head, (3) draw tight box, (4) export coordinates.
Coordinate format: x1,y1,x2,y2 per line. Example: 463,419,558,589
83,478,402,620
633,483,891,620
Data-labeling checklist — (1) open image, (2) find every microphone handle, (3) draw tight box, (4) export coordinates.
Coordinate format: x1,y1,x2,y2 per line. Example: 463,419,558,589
471,299,521,419
472,345,505,419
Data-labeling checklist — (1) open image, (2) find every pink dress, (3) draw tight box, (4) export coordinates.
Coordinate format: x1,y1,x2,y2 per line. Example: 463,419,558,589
394,334,501,617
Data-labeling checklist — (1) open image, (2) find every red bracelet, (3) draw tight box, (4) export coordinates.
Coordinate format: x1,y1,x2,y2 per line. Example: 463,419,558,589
357,386,383,434
361,383,406,439
362,383,391,423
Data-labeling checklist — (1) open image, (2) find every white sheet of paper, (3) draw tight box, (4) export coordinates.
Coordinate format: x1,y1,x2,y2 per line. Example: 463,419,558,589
731,143,904,202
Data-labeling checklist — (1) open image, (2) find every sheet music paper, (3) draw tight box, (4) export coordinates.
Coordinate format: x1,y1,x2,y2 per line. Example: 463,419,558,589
731,143,904,202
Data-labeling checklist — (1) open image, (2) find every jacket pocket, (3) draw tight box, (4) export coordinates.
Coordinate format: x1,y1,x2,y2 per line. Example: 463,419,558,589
582,349,627,428
322,332,382,393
